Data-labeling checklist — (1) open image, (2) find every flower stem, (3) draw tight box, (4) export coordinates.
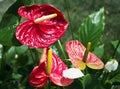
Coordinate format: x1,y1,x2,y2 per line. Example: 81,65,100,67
28,47,36,66
62,87,65,89
102,71,109,85
58,40,67,59
83,42,91,62
63,0,74,39
48,79,51,89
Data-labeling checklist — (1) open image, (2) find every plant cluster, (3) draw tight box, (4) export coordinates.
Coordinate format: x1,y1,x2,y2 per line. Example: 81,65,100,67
0,0,120,89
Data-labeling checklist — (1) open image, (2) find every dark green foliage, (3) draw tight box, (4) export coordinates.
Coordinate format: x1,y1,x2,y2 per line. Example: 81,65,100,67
78,8,105,51
0,0,34,46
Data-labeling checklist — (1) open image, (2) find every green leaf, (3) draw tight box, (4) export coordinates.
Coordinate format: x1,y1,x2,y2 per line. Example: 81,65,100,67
81,74,92,89
15,45,28,55
5,46,29,66
110,74,120,83
0,26,20,46
65,79,82,89
111,40,120,54
12,73,22,80
23,0,35,5
0,0,34,28
93,44,104,58
5,46,16,60
78,8,105,51
80,74,105,89
0,45,2,59
0,0,34,46
0,45,6,73
16,55,29,66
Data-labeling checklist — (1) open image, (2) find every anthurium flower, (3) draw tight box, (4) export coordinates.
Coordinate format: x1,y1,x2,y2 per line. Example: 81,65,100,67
29,48,73,88
66,40,104,70
105,59,118,72
16,4,68,48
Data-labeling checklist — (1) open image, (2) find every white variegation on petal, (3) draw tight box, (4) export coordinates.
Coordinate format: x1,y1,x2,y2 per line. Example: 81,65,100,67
63,68,84,79
105,60,118,72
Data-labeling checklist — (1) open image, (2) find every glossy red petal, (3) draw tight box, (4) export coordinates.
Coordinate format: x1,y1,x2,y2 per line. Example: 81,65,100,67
50,51,74,86
29,63,48,88
29,48,73,88
18,5,40,20
16,4,68,48
16,21,49,48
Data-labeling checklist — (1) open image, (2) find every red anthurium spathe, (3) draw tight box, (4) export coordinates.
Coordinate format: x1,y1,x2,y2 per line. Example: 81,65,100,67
66,40,104,70
16,4,68,48
29,48,73,88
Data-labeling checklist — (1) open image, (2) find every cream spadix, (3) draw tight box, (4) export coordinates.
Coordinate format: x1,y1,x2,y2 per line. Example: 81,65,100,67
34,13,57,24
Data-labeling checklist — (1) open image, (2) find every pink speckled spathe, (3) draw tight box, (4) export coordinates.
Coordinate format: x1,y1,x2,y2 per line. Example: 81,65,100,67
66,40,104,69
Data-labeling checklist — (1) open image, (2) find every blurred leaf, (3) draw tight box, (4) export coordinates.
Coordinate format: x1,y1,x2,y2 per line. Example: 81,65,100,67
78,8,105,51
0,58,5,73
5,47,16,60
0,0,34,46
80,74,92,89
110,74,120,83
80,74,105,89
93,44,104,58
0,0,34,28
23,0,35,5
92,85,104,89
65,79,82,89
5,46,29,66
0,45,3,72
0,26,20,46
5,46,28,60
16,55,29,66
111,40,120,54
12,73,22,80
15,45,28,55
0,14,20,29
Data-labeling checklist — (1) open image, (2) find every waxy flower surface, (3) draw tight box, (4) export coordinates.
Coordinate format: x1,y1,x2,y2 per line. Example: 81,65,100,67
16,4,68,48
63,68,84,79
105,59,118,72
29,48,73,88
66,40,104,70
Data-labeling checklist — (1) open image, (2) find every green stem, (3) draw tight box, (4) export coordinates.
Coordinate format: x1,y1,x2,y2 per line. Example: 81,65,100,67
112,40,120,58
79,78,85,89
48,80,51,89
63,0,74,39
58,40,67,59
83,42,91,62
63,87,65,89
28,47,36,66
102,71,109,85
